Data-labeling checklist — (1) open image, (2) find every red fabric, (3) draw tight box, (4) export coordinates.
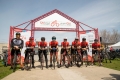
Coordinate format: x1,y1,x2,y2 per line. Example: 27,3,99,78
25,41,36,47
92,43,100,49
38,42,47,47
72,41,81,46
49,41,58,46
81,42,88,47
61,42,69,47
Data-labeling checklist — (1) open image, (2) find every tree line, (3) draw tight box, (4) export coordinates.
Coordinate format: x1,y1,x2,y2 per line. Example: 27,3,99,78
99,29,120,43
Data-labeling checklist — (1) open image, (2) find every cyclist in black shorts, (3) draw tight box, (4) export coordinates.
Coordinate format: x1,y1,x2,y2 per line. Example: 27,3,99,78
10,32,24,70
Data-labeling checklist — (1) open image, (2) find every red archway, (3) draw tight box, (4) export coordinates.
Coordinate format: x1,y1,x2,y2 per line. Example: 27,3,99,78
8,9,99,64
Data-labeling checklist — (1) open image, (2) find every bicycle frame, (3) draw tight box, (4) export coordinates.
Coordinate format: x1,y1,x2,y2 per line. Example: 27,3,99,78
13,50,17,72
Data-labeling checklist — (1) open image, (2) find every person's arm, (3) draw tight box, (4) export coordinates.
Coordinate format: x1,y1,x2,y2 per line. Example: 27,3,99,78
19,39,24,49
10,39,14,49
61,42,63,49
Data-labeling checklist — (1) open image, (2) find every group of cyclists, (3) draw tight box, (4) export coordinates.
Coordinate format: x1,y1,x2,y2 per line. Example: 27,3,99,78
10,32,103,70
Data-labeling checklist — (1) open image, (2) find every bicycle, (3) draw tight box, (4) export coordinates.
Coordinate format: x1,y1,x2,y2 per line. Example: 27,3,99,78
24,47,33,71
93,50,102,66
75,48,82,67
62,48,71,68
3,52,8,67
82,50,88,67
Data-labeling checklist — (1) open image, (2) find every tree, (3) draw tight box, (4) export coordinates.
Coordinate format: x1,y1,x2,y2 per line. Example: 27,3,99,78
99,29,120,43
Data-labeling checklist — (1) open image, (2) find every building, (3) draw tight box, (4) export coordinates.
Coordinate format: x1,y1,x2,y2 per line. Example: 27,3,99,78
0,43,8,54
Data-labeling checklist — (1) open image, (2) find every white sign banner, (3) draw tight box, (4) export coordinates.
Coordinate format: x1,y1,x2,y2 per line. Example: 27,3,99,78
35,13,76,28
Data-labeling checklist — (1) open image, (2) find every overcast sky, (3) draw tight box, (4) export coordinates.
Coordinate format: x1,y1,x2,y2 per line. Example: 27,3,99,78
0,0,120,44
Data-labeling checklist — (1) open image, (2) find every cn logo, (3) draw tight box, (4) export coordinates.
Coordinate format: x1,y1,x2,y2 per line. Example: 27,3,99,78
21,36,26,40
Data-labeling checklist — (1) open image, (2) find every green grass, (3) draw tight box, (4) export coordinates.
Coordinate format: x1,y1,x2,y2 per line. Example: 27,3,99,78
102,58,120,71
0,60,20,79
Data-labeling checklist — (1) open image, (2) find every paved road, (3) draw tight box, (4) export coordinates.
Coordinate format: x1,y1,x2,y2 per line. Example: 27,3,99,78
2,47,120,80
2,61,120,80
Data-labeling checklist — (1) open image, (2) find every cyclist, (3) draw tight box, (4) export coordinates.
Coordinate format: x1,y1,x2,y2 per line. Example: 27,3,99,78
81,38,89,65
92,39,102,66
49,36,60,68
60,37,70,67
71,37,81,66
25,37,36,68
38,37,48,68
10,32,24,70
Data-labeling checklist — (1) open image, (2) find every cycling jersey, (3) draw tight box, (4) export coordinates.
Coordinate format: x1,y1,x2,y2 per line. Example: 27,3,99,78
26,41,36,47
72,41,80,47
81,42,88,48
61,42,69,47
49,41,58,47
92,43,100,49
38,42,47,47
11,38,24,49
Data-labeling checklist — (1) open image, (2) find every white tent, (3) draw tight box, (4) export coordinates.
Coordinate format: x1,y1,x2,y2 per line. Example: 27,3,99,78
109,41,120,49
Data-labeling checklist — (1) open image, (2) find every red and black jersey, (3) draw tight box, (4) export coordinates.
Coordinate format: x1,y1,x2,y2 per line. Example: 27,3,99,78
25,41,36,47
72,41,81,47
38,41,47,47
49,41,58,47
92,43,100,49
61,42,69,47
81,42,88,48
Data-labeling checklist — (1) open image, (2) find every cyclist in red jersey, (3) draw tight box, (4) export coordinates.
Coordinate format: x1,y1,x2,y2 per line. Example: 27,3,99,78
92,39,102,66
81,38,89,65
60,37,70,67
71,37,81,66
49,36,60,67
38,37,48,68
25,37,36,68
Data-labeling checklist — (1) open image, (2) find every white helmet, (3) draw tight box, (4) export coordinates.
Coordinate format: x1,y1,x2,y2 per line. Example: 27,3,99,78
64,37,67,40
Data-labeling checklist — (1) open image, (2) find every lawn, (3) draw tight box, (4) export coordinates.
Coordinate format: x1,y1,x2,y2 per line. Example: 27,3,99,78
0,60,13,79
102,58,120,71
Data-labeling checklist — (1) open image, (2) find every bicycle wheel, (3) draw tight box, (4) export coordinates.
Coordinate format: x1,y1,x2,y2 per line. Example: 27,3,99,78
24,53,30,70
13,52,17,72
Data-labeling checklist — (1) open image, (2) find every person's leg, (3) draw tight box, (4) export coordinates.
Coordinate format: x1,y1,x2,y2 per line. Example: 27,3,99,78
10,49,14,69
49,51,53,67
31,51,35,68
92,50,95,65
44,50,48,68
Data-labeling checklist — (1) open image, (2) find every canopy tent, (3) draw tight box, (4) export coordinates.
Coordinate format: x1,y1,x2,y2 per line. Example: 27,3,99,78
109,41,120,49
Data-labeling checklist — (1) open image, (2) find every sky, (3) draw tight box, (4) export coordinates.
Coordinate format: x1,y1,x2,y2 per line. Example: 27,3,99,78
0,0,120,44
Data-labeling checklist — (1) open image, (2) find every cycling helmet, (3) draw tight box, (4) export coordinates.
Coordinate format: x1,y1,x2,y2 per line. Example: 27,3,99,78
75,37,79,40
52,36,56,40
94,39,98,41
82,38,86,40
29,37,34,40
16,32,21,35
41,37,45,40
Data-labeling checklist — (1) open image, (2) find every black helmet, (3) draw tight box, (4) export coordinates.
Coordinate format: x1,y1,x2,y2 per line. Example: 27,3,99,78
94,39,98,41
41,37,45,40
52,36,56,40
16,32,21,35
82,38,86,40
